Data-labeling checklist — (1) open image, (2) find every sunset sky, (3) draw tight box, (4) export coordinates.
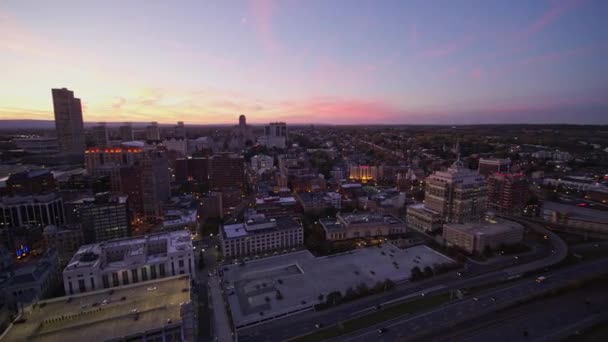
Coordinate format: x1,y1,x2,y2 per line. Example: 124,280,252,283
1,0,606,125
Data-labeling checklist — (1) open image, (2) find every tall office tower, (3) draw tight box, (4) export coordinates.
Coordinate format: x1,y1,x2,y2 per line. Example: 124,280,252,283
146,121,161,141
239,114,246,127
140,150,171,218
174,121,186,138
66,192,130,243
424,159,487,223
478,158,511,177
92,122,109,147
119,122,134,141
260,122,288,149
487,172,529,215
210,153,245,191
52,88,85,155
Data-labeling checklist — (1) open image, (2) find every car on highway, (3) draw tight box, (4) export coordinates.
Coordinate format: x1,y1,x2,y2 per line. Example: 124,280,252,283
490,297,497,302
377,328,388,334
315,323,322,329
536,276,546,283
473,297,479,301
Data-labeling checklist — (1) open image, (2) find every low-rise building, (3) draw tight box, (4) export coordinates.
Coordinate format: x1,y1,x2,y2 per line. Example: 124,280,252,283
0,249,61,305
220,213,303,258
442,218,524,254
543,201,608,234
1,275,194,342
63,230,194,295
406,203,443,233
320,212,406,241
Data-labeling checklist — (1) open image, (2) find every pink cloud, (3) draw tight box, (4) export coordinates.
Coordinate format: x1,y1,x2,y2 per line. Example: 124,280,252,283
516,0,586,43
250,0,279,53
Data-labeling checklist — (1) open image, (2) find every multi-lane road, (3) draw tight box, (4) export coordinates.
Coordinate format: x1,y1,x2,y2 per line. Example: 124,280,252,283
332,257,608,341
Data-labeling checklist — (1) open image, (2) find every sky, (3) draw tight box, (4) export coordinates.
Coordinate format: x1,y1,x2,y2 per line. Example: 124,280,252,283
0,0,607,125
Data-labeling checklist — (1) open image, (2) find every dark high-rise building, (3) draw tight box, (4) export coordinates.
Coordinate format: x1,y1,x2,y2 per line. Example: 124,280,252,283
210,153,245,191
91,122,109,147
487,173,529,215
146,122,160,141
174,121,186,138
66,193,130,243
52,88,85,156
175,157,210,185
141,150,171,218
119,122,134,141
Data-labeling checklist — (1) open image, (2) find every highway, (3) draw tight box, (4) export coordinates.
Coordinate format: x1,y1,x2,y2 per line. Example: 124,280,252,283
237,218,567,342
332,257,608,342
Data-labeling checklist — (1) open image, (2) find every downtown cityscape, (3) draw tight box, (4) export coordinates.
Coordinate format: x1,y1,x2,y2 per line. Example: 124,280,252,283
1,1,608,342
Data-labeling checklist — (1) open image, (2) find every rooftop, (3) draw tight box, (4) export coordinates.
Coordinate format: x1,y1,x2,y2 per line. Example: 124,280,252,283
64,231,192,273
222,215,301,239
1,275,191,342
443,218,524,236
544,201,608,223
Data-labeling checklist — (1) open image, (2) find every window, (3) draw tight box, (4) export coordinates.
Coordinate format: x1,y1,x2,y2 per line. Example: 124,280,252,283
131,269,138,283
188,258,192,274
90,278,95,290
122,271,129,285
151,265,157,279
102,274,109,289
68,281,73,295
78,279,86,293
159,263,166,277
112,272,119,287
141,267,148,281
178,259,184,268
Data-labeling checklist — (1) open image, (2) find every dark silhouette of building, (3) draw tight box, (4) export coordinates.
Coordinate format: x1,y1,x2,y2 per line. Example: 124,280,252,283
66,193,130,243
4,169,56,196
52,88,85,156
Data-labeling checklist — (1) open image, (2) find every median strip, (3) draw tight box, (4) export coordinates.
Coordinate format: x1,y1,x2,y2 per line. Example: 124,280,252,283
290,292,452,342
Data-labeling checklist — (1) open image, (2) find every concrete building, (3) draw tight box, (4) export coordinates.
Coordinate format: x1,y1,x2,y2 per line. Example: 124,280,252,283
319,212,406,241
174,157,210,185
91,122,109,148
52,88,85,156
478,158,511,177
66,193,130,244
63,230,194,295
119,122,134,141
145,121,160,141
13,137,60,155
349,165,382,183
424,159,487,223
543,176,607,192
210,153,245,191
251,154,274,174
2,275,194,342
442,218,524,254
487,172,529,215
0,249,61,305
43,224,84,267
220,213,303,258
406,203,443,233
3,169,56,196
174,121,186,138
0,193,66,229
260,122,288,149
543,201,608,234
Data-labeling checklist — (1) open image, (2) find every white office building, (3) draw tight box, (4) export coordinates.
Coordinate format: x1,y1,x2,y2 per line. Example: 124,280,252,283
220,213,303,258
63,230,194,295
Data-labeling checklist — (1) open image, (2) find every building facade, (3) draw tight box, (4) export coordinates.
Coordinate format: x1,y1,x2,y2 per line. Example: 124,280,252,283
320,212,406,241
66,193,130,244
221,214,303,258
52,88,85,156
63,230,194,295
406,204,443,233
260,122,288,149
478,158,511,177
487,173,529,215
442,218,524,254
424,160,487,224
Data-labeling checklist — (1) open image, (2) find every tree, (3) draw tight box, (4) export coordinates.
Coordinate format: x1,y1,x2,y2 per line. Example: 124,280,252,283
410,266,423,281
326,291,343,306
356,283,370,296
345,287,357,299
384,279,395,290
423,266,434,278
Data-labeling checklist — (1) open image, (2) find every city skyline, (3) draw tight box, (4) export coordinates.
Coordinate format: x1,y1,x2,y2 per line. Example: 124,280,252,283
1,0,607,124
